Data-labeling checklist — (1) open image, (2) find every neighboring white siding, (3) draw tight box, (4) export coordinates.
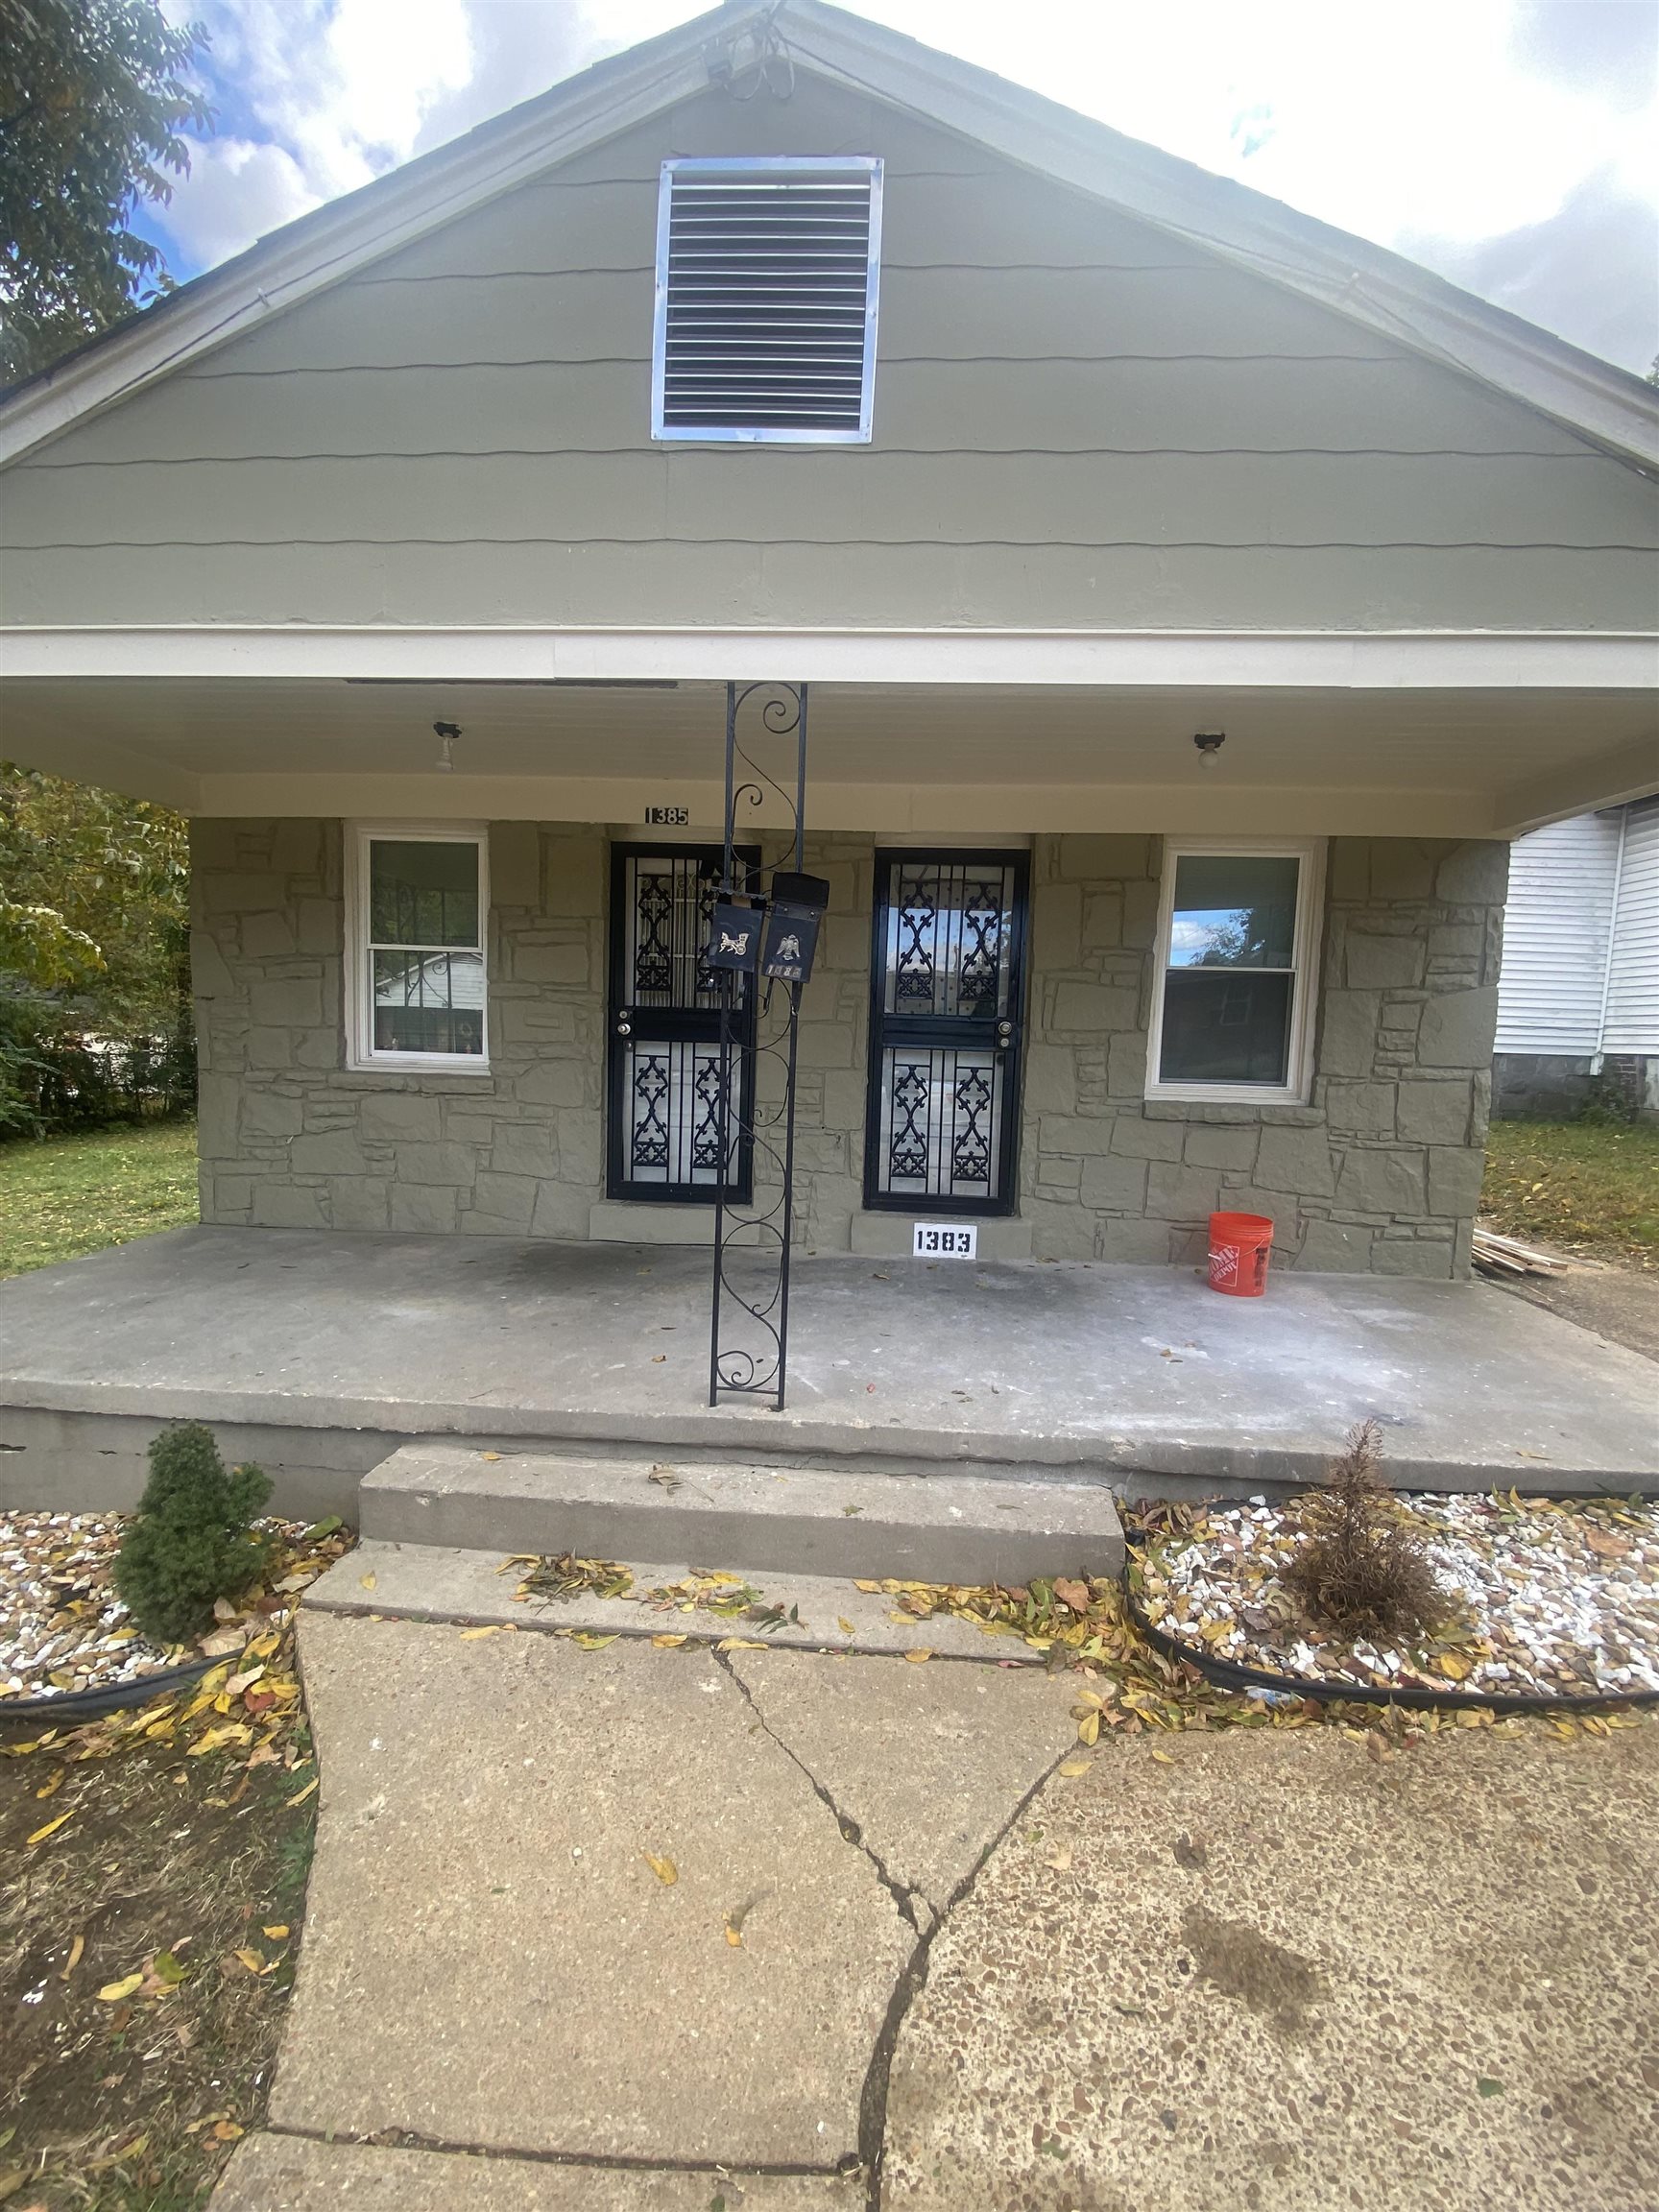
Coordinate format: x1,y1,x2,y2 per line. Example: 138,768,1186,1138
1494,810,1622,1054
1603,797,1659,1053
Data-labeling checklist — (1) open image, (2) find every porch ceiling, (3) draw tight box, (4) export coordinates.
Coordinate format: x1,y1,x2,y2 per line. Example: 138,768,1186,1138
1,673,1653,837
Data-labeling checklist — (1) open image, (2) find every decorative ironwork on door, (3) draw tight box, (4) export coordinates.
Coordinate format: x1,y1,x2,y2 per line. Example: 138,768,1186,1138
866,852,1028,1214
608,846,759,1202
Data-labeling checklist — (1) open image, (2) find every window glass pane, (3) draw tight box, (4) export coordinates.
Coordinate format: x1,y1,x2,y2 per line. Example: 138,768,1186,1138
372,950,485,1056
369,840,479,949
1168,854,1299,970
1159,970,1292,1086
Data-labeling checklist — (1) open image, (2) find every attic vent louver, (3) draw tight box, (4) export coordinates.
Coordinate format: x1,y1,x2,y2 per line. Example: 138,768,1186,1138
652,156,883,443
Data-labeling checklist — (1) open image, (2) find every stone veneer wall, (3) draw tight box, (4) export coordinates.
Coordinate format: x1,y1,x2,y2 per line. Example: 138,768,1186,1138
192,821,1507,1278
1022,833,1508,1278
193,818,608,1237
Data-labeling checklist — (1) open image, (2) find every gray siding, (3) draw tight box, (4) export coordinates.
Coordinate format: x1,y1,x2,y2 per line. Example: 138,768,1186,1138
5,73,1654,633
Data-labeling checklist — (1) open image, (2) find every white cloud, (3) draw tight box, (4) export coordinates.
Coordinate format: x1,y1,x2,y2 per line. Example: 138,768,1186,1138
157,135,320,269
151,0,1658,368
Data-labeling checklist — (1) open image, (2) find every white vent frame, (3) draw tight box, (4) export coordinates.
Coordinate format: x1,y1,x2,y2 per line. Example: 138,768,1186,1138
651,155,883,445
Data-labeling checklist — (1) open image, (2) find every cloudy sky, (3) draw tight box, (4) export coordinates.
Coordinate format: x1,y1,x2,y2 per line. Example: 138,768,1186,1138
151,0,1659,373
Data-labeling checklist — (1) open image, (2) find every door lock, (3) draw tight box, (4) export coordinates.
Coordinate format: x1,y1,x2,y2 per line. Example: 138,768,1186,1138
996,1019,1015,1046
616,1010,633,1039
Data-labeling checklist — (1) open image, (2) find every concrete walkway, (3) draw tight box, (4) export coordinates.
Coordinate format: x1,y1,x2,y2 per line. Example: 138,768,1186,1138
5,1229,1656,1510
213,1612,1659,2211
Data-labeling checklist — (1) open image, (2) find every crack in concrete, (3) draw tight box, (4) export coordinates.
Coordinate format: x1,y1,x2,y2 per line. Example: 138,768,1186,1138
854,1740,1076,2212
712,1647,931,1935
267,2119,860,2179
714,1646,1076,2212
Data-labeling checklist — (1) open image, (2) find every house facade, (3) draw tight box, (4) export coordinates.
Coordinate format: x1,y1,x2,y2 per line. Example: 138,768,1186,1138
1494,797,1659,1118
2,1,1655,1282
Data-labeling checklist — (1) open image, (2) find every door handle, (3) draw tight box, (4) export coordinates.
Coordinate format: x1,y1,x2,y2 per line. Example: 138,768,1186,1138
616,1009,633,1039
995,1020,1015,1047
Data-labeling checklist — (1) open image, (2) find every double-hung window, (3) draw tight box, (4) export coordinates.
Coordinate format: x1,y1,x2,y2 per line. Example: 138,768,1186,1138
1145,838,1325,1104
347,824,489,1070
651,156,883,443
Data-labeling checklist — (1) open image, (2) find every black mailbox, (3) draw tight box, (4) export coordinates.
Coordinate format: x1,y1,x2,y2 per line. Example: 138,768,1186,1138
760,872,831,985
706,900,760,972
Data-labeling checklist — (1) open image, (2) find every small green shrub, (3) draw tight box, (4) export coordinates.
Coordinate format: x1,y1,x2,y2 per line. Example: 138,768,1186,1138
113,1423,274,1647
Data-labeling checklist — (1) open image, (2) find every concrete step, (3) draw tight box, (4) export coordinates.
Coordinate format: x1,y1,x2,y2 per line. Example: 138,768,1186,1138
359,1444,1124,1588
303,1539,1052,1663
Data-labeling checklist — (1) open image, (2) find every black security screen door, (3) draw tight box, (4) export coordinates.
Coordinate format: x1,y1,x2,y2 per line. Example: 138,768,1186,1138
865,850,1028,1215
608,845,761,1203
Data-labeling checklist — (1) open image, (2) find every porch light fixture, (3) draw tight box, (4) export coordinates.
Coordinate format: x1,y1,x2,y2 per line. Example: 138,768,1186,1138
432,720,461,771
1193,731,1226,769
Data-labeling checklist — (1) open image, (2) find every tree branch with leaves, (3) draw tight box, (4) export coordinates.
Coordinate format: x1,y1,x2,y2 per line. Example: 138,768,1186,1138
0,0,212,385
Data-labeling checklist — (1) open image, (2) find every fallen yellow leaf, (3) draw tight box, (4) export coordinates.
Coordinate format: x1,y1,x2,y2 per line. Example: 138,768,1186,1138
571,1633,619,1650
724,1925,743,1947
285,1775,320,1807
97,1972,145,2003
261,1925,290,1940
714,1637,768,1651
359,1571,377,1591
1150,1749,1176,1766
1077,1712,1101,1745
837,1618,856,1636
233,1948,276,1978
61,1932,84,1980
903,1649,932,1664
35,1768,64,1800
459,1625,500,1640
643,1853,678,1886
854,1579,882,1593
1437,1651,1472,1682
651,1633,688,1648
1057,1758,1093,1778
211,2121,245,2143
26,1809,75,1847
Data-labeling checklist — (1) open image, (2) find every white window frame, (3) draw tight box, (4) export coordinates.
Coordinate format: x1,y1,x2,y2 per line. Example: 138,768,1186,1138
345,821,490,1073
650,155,883,445
1144,835,1327,1106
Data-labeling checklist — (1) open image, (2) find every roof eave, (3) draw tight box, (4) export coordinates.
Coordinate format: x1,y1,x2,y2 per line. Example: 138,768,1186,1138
0,0,1653,474
0,0,765,468
781,0,1659,473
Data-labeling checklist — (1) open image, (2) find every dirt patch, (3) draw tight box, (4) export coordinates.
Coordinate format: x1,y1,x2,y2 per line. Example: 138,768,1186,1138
1,1723,316,2209
1180,1903,1329,2033
1484,1263,1659,1365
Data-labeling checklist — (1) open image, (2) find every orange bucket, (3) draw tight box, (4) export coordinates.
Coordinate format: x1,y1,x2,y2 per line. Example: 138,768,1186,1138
1207,1211,1273,1298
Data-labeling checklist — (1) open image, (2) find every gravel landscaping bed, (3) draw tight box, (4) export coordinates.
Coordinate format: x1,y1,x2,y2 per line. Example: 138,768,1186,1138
1133,1492,1659,1702
2,1509,347,1704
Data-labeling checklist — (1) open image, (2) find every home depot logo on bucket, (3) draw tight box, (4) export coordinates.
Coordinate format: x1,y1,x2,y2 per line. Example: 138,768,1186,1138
1208,1212,1273,1298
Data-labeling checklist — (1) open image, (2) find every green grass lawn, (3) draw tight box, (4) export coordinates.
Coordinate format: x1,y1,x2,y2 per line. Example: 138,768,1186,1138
1482,1118,1659,1269
0,1116,199,1280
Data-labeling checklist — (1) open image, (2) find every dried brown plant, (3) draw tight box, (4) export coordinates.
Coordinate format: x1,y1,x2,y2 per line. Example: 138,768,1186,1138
1283,1419,1442,1641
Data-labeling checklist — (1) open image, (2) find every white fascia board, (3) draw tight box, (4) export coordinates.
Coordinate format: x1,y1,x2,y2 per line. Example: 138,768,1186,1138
783,2,1659,474
3,626,1655,690
0,7,747,469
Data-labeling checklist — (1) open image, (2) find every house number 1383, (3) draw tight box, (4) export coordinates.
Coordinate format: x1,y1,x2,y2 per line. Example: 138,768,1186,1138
912,1223,978,1259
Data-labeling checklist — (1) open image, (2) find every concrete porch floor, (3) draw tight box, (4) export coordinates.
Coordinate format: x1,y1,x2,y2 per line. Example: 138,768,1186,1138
0,1225,1653,1513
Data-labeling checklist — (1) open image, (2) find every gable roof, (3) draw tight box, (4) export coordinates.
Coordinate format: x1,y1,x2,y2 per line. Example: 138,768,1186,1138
2,0,1655,473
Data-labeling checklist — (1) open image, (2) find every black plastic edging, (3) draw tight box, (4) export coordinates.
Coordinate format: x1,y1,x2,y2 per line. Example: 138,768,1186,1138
0,1652,215,1723
1128,1597,1659,1716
